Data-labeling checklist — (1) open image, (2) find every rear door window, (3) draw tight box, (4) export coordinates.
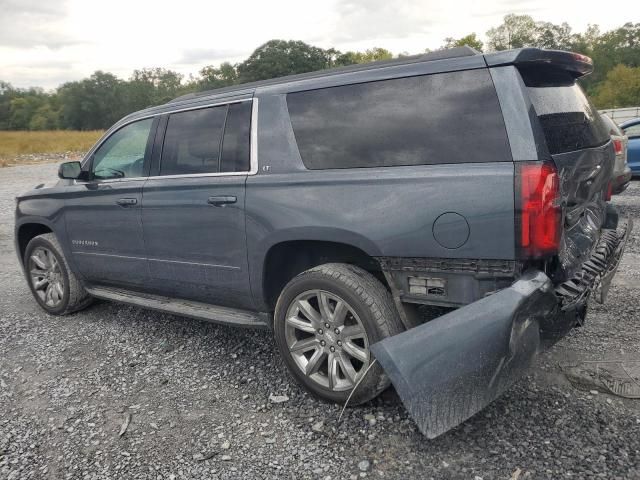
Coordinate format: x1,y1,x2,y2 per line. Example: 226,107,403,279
159,101,252,176
286,69,511,170
160,106,227,176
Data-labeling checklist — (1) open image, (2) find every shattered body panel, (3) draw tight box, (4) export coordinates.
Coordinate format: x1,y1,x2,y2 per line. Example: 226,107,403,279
372,217,632,439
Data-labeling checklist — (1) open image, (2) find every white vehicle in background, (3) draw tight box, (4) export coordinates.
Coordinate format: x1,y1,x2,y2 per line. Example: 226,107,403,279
601,114,632,194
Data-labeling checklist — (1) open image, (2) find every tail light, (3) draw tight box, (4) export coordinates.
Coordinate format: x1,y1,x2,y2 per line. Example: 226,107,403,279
605,181,613,201
612,138,623,156
515,162,562,258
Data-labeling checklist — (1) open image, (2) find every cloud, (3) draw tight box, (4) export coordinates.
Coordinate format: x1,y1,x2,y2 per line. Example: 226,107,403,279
329,0,441,43
0,0,79,48
175,47,247,66
471,0,544,18
0,0,635,89
1,63,82,90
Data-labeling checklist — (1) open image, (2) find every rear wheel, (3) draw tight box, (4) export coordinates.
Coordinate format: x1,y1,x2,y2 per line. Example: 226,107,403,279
24,233,92,315
274,263,403,405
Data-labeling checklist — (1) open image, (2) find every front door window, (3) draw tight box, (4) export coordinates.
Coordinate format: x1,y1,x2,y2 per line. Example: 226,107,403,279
92,118,153,180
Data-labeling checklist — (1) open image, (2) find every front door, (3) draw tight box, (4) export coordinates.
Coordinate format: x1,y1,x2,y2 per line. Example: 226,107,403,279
142,100,254,309
64,117,156,286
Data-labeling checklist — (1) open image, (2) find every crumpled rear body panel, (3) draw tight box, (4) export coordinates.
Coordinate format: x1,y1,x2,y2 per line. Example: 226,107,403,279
371,216,631,439
553,142,613,280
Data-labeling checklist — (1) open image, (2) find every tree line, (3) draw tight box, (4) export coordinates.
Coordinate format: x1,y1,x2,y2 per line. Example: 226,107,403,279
1,15,639,131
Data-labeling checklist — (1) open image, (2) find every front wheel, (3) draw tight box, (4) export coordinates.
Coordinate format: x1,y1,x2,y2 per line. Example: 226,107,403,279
23,233,92,315
274,263,403,405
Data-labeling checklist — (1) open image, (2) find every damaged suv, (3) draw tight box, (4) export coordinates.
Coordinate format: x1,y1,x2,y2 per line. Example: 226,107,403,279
15,47,631,438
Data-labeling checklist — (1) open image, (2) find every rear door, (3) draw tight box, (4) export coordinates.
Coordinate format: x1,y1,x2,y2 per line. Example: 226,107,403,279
64,117,156,286
141,99,254,309
521,70,613,278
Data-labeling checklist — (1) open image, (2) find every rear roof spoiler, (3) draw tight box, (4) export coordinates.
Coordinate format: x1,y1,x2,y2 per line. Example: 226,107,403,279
484,48,593,78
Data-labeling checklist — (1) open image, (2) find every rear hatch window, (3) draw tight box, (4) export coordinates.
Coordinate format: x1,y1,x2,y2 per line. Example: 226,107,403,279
524,73,609,155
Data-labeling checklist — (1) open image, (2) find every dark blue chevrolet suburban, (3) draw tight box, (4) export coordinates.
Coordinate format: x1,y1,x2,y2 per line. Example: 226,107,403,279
15,47,632,438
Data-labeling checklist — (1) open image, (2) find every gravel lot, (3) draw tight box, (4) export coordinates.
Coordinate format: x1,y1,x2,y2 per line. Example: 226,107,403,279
1,163,639,480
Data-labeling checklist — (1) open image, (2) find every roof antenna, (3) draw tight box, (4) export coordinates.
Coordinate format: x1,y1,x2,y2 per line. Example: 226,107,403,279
337,358,378,425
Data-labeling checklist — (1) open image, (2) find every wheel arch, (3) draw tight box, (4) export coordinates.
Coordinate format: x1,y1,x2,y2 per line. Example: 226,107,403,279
260,238,387,311
16,221,54,263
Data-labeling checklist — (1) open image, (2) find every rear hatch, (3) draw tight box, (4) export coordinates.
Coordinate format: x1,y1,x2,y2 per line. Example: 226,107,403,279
518,61,613,281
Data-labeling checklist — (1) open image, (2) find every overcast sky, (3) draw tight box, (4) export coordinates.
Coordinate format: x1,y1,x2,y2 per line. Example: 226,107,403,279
1,0,638,90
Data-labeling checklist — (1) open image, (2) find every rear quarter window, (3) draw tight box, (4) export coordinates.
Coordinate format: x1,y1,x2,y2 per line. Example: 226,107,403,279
286,69,511,170
525,79,609,155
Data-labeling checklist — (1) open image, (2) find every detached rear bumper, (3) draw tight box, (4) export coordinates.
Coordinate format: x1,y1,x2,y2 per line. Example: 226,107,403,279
371,218,632,439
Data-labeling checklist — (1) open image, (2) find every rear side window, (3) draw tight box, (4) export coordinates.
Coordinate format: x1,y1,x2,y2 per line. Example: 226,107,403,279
159,100,252,176
287,69,511,170
526,80,609,155
160,106,227,176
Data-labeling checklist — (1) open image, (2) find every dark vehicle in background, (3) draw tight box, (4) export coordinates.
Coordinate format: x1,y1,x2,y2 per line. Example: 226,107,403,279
15,47,631,438
620,118,640,177
601,114,631,193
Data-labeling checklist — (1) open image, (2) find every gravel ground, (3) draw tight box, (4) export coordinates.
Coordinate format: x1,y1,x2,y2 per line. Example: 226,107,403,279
0,152,84,168
1,163,639,480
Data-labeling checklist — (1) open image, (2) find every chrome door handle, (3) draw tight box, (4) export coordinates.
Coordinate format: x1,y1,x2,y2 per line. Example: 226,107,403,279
116,198,137,206
207,195,237,206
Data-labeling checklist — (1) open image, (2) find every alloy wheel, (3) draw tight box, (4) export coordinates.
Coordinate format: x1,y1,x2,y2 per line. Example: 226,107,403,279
28,247,65,308
284,289,370,392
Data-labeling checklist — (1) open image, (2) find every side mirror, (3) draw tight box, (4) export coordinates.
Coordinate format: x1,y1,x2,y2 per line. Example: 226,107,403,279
58,161,83,180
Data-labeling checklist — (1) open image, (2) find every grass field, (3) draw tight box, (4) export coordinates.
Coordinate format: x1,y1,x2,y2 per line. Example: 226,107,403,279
0,130,104,166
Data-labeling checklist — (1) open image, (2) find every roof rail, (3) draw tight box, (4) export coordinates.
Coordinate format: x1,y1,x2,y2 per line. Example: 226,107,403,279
167,46,480,104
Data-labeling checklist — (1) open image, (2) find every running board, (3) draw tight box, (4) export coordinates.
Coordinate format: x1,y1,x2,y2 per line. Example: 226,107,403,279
85,286,269,328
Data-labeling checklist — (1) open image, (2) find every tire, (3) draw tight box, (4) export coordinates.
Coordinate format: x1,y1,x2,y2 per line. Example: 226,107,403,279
23,233,92,315
274,263,403,405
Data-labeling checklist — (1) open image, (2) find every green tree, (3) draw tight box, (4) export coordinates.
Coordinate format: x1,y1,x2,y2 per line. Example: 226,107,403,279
236,40,336,83
0,82,16,129
486,15,576,52
536,22,573,50
335,47,394,66
581,23,640,92
197,62,238,91
593,64,640,108
59,71,127,130
570,24,601,54
29,102,60,130
127,68,188,109
8,91,49,130
486,14,539,50
442,33,483,52
3,22,640,132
